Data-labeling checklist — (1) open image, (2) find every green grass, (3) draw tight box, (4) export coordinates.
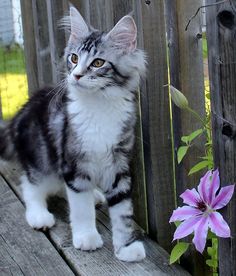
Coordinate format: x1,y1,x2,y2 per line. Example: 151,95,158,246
0,45,26,74
202,33,208,59
0,45,28,119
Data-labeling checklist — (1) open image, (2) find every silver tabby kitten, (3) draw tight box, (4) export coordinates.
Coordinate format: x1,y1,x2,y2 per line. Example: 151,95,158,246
0,7,146,262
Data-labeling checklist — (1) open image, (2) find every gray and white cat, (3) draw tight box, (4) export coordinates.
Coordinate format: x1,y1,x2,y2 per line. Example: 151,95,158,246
0,7,146,262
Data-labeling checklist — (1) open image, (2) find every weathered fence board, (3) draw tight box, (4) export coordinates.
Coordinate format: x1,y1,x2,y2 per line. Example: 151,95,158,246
46,0,69,83
171,0,205,202
137,0,175,252
20,0,39,94
21,0,68,91
165,0,208,274
206,0,236,275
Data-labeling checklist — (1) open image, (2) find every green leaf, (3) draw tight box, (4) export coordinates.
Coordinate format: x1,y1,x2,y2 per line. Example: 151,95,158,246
206,259,218,268
181,136,189,144
207,230,217,239
188,160,210,175
207,247,213,256
188,129,204,142
180,129,203,145
169,242,190,264
201,155,213,162
174,221,181,227
177,146,189,164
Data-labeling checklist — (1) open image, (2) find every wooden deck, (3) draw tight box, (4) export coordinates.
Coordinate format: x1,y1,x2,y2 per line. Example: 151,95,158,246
0,161,190,276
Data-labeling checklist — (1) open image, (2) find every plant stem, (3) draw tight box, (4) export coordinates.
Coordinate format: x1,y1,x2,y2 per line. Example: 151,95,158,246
186,107,206,127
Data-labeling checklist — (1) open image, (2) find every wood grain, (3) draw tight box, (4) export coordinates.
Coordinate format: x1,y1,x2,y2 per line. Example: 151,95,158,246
206,0,236,275
136,0,176,252
0,174,74,276
20,0,39,94
165,1,208,275
174,0,206,198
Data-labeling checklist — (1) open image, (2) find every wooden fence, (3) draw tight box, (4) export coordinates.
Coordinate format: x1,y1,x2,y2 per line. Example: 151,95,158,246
14,0,236,275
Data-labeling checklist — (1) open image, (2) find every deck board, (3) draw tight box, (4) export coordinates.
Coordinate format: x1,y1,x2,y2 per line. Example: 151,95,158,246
0,173,74,276
0,161,190,276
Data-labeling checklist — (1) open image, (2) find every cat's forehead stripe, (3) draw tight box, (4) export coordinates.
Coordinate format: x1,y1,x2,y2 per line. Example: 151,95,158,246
80,32,103,52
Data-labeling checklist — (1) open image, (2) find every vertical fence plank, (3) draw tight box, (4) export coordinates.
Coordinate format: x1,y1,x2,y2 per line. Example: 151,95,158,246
135,0,175,252
165,0,208,274
21,0,69,91
206,0,236,275
31,0,52,87
89,0,113,31
20,0,39,94
174,0,205,201
46,0,69,83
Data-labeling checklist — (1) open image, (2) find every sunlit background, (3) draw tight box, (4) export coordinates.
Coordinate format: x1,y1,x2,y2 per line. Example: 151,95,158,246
0,0,28,119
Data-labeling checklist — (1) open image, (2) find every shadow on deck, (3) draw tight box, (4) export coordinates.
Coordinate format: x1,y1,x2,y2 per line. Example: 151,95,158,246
0,161,190,276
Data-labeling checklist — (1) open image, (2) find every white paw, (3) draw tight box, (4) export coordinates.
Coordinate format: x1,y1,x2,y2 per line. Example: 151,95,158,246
26,209,55,230
73,230,103,251
116,241,146,262
93,189,106,206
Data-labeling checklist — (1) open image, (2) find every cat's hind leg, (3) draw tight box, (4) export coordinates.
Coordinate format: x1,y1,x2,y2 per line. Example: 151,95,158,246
21,173,61,230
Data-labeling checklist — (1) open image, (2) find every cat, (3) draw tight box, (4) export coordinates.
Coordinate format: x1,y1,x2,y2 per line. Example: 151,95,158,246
0,7,146,262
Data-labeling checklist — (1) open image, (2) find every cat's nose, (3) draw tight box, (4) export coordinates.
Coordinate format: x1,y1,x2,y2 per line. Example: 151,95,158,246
74,74,83,80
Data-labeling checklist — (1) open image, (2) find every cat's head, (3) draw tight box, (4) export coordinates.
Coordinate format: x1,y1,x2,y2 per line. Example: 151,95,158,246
64,7,146,94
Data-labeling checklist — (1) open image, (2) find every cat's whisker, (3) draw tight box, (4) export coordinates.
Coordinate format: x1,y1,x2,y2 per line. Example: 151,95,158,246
48,79,68,111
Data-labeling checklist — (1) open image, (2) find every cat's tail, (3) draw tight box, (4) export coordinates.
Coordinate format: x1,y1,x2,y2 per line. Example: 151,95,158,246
0,121,15,160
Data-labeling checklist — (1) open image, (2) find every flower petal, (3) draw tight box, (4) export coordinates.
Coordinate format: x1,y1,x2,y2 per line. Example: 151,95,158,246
208,212,231,237
169,206,202,222
192,216,209,253
208,169,220,204
173,216,202,240
180,188,201,207
211,185,235,210
198,170,212,204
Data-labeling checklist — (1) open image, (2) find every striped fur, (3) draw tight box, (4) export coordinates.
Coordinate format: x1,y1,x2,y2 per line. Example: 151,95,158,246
0,7,146,262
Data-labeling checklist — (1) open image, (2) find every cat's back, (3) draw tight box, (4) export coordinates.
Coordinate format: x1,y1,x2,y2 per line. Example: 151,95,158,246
11,86,65,129
9,87,67,170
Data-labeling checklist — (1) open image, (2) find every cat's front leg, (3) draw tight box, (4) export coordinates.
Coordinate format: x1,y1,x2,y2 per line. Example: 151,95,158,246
65,178,103,251
106,173,146,262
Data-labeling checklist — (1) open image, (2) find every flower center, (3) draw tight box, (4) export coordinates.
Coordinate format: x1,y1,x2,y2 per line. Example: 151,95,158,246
197,201,207,212
197,200,214,215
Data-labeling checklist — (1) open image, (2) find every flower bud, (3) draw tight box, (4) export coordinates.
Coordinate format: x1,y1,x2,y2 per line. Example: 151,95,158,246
169,85,189,109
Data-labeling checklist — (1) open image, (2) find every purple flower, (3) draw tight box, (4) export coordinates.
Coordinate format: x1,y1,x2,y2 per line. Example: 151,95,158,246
170,169,234,253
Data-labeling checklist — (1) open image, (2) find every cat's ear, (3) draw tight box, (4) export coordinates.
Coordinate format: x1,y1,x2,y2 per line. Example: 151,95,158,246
70,7,89,41
106,15,137,52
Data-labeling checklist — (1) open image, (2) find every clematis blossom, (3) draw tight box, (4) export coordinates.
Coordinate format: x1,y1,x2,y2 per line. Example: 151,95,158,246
170,169,234,253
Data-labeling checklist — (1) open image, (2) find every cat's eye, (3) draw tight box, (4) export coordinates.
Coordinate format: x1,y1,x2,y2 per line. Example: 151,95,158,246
71,53,78,64
91,59,105,68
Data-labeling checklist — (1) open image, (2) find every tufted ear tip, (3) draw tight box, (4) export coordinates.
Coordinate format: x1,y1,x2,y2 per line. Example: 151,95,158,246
106,15,137,52
69,7,89,41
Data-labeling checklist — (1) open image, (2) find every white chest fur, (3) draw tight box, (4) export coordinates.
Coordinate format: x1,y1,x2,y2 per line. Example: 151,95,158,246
67,87,135,157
